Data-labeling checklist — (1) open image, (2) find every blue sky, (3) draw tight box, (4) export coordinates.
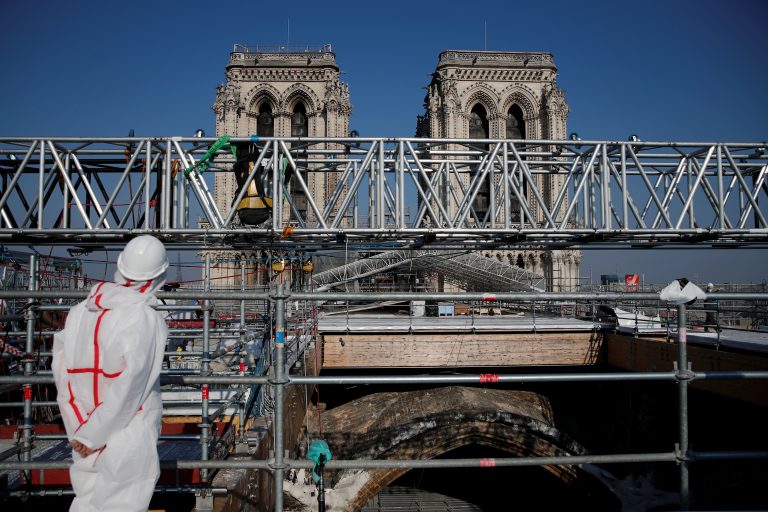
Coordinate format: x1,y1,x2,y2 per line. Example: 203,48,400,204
1,0,767,284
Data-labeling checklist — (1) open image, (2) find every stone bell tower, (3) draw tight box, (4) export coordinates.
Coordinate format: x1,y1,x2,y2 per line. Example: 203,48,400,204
419,50,580,291
205,44,351,293
211,44,351,218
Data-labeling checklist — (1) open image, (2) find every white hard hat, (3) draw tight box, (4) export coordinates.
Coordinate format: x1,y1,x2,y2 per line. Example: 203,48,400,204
706,282,714,289
117,235,168,281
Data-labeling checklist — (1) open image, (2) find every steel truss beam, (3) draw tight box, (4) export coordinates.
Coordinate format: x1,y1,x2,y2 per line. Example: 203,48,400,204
312,249,546,292
1,137,766,248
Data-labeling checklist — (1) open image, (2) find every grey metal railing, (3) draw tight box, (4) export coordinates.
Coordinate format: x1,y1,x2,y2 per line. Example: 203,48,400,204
1,282,768,510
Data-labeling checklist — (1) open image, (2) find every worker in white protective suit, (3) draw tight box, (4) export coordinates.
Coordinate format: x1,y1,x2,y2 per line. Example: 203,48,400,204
52,235,169,512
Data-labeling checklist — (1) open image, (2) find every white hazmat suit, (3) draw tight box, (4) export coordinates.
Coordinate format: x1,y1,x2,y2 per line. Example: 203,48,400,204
53,274,168,512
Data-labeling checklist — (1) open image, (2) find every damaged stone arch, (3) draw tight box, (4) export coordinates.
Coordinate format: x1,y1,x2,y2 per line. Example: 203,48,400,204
347,416,621,510
310,387,622,511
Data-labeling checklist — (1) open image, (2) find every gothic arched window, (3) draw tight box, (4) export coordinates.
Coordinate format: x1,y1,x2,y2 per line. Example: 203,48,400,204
506,105,525,140
291,103,308,137
469,104,489,140
257,103,273,138
469,104,490,221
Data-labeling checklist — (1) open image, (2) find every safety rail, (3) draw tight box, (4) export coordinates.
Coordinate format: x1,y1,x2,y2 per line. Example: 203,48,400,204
1,137,766,248
2,277,768,510
232,43,333,54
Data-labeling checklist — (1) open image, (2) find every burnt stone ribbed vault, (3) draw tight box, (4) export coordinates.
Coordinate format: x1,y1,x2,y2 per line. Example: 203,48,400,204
306,386,621,511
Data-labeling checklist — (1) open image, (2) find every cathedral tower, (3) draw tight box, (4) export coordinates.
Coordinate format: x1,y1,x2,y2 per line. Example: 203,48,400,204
212,44,351,217
206,45,351,293
420,50,580,290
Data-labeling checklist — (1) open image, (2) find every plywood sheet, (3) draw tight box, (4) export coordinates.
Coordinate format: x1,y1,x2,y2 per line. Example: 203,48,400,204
605,334,768,406
322,332,600,368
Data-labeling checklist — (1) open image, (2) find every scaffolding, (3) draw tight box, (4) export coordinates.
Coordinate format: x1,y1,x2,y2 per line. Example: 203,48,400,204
1,135,767,511
1,276,768,510
1,137,766,248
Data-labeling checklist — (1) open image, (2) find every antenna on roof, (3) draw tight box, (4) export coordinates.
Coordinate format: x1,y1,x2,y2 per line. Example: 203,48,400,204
484,20,487,51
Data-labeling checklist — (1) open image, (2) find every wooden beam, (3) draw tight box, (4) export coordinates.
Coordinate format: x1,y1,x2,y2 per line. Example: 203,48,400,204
605,334,768,406
322,332,601,368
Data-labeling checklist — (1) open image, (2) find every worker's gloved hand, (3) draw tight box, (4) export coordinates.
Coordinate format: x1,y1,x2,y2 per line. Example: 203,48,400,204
71,440,100,458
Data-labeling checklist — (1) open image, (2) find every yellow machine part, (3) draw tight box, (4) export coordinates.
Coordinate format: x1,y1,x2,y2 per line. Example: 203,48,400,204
236,163,272,210
237,196,273,210
272,259,286,272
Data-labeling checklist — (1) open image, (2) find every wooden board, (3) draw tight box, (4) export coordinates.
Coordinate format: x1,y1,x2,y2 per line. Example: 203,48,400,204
322,332,600,368
605,334,768,406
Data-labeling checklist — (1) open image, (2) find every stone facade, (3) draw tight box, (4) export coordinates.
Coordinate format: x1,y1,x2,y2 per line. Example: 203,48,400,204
211,45,351,219
420,50,581,290
208,46,351,288
424,51,566,140
208,46,580,291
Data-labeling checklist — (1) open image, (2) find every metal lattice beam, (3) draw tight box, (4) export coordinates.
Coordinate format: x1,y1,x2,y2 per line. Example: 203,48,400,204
312,250,545,292
1,137,766,248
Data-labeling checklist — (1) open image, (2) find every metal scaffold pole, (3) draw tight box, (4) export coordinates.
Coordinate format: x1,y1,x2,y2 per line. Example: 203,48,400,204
238,257,247,446
190,254,216,512
273,281,287,512
21,254,38,482
200,255,212,483
677,303,691,510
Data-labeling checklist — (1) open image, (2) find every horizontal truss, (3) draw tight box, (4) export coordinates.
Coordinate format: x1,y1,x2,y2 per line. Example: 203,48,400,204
1,137,766,248
312,249,546,292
